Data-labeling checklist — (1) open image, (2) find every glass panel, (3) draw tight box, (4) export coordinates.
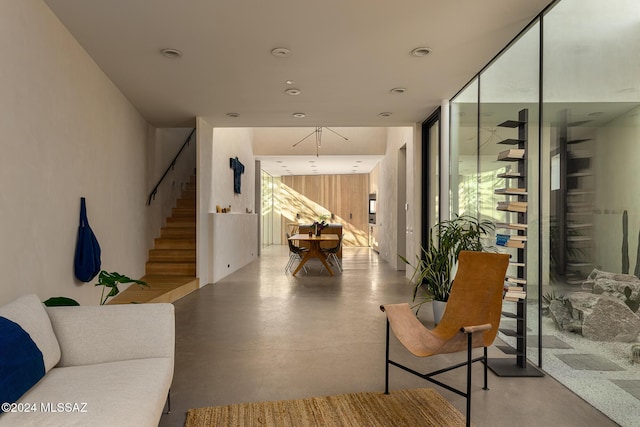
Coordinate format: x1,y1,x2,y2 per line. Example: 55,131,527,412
479,22,541,365
542,0,640,424
450,78,479,218
428,119,440,227
261,170,274,247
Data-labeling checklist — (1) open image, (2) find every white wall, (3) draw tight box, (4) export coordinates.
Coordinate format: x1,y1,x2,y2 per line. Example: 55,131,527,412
212,128,255,213
196,126,257,284
377,127,415,270
196,118,214,283
146,127,196,248
0,0,150,305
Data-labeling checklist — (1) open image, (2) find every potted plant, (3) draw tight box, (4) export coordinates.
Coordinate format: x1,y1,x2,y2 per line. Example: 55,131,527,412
400,214,494,323
94,271,148,305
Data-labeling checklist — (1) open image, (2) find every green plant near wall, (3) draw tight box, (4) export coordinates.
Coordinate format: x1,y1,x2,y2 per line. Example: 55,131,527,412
400,214,494,310
95,271,148,305
43,297,80,307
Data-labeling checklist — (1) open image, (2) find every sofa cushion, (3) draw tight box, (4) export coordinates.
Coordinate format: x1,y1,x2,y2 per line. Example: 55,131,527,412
0,357,173,427
0,317,45,407
0,295,61,372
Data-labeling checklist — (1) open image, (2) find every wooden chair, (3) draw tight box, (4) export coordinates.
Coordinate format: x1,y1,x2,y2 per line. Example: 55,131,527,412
380,251,509,427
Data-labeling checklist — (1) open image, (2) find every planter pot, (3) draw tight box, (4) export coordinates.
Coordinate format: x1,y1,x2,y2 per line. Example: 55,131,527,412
432,300,447,325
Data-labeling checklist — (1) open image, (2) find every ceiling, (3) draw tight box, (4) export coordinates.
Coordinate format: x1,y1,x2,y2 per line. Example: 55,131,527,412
43,0,553,173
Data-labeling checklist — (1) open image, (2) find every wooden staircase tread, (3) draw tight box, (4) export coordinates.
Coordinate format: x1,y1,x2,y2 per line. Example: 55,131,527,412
114,174,199,304
107,276,199,304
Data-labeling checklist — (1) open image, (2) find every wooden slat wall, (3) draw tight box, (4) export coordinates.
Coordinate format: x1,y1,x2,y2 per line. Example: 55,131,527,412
281,174,369,246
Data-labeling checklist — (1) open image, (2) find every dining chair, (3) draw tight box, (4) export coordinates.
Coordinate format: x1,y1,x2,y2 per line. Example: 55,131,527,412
285,233,308,274
380,250,509,427
320,234,343,272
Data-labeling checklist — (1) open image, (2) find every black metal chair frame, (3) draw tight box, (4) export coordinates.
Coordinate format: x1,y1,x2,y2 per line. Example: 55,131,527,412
285,233,309,274
320,234,343,273
384,321,489,427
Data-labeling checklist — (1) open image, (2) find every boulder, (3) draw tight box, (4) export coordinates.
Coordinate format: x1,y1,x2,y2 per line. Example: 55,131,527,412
549,293,640,342
582,297,640,342
549,299,582,334
584,268,640,313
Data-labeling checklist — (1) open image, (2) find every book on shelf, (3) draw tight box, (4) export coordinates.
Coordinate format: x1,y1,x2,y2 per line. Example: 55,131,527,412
504,289,526,301
505,290,526,298
497,233,526,241
497,239,525,249
497,232,525,247
496,222,528,231
497,148,525,160
506,276,527,285
497,201,528,213
503,286,524,292
494,187,527,195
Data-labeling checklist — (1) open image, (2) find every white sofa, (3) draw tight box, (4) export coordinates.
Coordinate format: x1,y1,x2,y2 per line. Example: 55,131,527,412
0,294,174,427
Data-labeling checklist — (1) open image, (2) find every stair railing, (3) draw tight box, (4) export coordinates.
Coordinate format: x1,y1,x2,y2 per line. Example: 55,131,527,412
147,128,196,206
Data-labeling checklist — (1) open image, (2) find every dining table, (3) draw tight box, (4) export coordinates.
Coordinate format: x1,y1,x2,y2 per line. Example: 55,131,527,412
288,233,339,276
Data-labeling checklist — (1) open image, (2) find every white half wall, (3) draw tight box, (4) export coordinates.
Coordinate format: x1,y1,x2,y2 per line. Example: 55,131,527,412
196,126,258,285
211,213,258,282
0,0,150,305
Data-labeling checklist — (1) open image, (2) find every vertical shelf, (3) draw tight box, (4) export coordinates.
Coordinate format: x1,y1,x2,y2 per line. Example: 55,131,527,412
556,110,594,284
488,108,543,377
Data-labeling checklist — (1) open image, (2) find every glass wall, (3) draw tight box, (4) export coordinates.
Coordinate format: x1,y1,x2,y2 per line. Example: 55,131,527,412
450,78,479,217
446,0,640,424
261,170,275,247
540,0,640,424
479,23,541,365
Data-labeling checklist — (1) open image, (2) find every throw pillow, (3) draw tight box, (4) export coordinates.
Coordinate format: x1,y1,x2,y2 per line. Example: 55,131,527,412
0,316,45,409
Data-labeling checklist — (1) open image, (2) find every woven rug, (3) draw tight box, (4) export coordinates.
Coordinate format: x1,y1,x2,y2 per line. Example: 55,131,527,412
184,388,468,427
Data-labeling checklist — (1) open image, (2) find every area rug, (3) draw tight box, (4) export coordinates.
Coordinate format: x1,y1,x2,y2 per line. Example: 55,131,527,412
184,388,468,427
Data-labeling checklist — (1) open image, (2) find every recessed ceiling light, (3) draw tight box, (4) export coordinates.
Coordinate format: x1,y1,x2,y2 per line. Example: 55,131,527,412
271,47,291,58
276,160,283,163
309,160,316,163
285,88,301,96
379,112,392,117
281,165,287,168
160,48,182,58
390,87,406,94
226,112,240,118
293,112,306,118
411,47,432,57
355,160,363,163
286,80,295,85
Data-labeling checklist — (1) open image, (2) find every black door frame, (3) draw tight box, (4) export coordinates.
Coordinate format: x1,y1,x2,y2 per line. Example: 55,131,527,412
421,107,441,250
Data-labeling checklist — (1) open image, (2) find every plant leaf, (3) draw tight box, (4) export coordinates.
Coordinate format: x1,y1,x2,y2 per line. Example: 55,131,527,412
43,297,80,307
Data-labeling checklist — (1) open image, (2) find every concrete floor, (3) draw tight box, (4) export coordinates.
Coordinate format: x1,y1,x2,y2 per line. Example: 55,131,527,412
159,245,617,427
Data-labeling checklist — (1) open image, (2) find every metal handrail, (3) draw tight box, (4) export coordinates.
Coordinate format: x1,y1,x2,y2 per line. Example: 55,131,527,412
147,128,196,206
